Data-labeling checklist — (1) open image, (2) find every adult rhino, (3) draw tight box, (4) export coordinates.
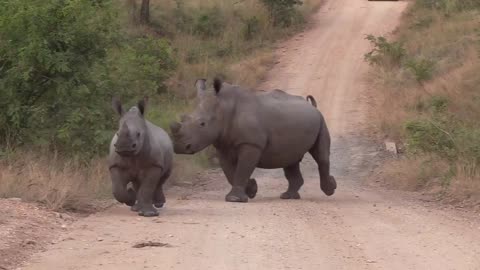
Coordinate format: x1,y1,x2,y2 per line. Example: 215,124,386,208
170,78,336,202
109,97,173,217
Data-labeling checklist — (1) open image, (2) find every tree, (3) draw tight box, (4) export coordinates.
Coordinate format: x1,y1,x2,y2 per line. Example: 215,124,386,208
140,0,150,25
126,0,150,25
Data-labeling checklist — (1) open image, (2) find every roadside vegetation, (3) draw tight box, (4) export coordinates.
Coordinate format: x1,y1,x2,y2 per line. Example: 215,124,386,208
0,0,323,211
366,0,480,201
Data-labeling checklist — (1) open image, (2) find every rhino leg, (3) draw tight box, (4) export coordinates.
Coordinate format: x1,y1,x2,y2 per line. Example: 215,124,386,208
110,167,136,206
245,178,258,199
137,167,163,217
130,181,141,212
309,121,336,196
225,146,261,203
280,163,303,199
153,173,169,208
217,152,235,186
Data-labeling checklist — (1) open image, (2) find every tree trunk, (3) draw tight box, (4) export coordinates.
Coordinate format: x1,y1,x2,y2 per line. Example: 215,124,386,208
127,0,139,24
139,0,150,25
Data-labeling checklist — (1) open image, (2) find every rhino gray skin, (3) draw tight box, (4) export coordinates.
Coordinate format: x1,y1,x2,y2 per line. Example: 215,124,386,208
109,97,173,216
170,78,336,202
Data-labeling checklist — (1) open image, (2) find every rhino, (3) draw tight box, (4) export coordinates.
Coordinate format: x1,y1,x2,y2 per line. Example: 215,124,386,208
108,97,173,217
170,78,336,202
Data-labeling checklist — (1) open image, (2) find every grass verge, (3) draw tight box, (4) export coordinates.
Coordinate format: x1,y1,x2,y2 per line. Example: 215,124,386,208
366,0,480,202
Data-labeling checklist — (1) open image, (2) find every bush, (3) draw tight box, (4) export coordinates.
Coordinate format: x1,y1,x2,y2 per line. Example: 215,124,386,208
406,58,435,83
243,16,261,40
364,35,406,67
0,0,175,157
261,0,303,27
415,0,480,14
193,6,225,38
405,119,456,158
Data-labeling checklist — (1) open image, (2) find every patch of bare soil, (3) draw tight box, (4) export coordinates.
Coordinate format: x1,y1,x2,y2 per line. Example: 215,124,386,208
0,198,76,270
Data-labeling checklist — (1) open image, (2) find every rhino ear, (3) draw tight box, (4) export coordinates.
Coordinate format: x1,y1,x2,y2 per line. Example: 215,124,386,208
137,96,148,115
195,79,207,99
213,78,222,94
112,96,124,116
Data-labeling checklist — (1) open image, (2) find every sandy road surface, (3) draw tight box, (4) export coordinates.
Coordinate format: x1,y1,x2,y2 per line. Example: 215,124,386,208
20,0,480,269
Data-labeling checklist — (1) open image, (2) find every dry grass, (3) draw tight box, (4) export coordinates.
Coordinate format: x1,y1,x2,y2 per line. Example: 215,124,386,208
0,151,207,211
0,153,110,212
372,156,450,191
368,2,480,199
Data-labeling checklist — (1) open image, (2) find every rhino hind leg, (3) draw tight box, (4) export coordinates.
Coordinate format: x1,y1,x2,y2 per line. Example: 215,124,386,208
130,181,141,212
153,185,166,208
136,168,165,217
309,121,336,196
245,178,258,199
153,170,170,208
280,163,303,200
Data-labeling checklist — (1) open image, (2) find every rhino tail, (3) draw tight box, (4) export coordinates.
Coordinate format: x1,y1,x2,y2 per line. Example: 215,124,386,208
306,95,317,107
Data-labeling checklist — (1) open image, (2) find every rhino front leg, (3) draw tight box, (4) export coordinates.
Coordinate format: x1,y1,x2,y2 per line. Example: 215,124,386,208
137,167,163,217
281,163,304,199
110,167,136,207
218,152,258,199
225,146,261,203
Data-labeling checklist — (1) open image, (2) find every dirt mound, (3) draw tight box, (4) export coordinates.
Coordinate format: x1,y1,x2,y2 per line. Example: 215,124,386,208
0,198,76,270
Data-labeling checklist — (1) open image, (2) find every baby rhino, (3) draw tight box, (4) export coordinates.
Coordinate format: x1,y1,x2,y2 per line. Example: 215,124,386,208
108,97,173,217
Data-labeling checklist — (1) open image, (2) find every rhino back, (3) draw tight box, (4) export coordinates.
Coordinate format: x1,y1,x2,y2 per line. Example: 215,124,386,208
259,90,321,167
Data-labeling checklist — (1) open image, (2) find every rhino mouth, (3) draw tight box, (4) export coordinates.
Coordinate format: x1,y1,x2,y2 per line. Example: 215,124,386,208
173,143,194,155
115,149,136,156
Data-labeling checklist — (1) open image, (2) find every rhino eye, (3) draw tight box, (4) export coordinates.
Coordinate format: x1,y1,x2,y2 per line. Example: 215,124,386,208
200,122,205,127
136,132,140,137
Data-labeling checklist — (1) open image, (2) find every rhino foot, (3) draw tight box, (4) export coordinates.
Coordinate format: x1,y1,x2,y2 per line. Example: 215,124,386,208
321,175,337,196
245,178,258,199
125,187,137,206
225,187,248,203
280,191,301,199
138,206,159,217
154,203,164,208
130,203,141,212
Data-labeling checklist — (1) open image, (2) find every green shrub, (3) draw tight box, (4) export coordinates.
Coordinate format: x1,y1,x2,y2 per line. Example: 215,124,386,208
0,0,175,157
364,35,406,67
415,0,480,13
243,16,261,40
193,6,225,38
405,119,456,158
406,58,435,83
428,96,449,114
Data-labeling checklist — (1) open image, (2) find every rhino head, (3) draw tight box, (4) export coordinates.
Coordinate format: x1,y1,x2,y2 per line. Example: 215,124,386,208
170,78,223,154
112,96,149,157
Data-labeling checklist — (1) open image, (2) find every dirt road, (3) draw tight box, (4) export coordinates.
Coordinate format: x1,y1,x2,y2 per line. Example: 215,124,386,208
20,0,480,269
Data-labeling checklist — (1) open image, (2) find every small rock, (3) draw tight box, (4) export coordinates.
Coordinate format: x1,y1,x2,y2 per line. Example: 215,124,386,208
8,197,21,202
97,237,104,242
385,141,398,155
373,204,376,207
61,224,67,229
366,260,377,264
